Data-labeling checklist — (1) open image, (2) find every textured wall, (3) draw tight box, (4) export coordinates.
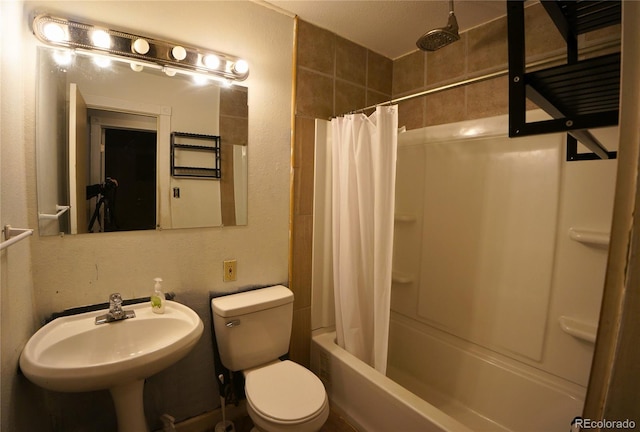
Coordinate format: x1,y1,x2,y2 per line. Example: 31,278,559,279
5,1,294,430
1,2,48,431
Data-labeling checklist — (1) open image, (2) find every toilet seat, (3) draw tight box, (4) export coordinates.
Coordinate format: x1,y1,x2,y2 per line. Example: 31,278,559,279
245,360,328,424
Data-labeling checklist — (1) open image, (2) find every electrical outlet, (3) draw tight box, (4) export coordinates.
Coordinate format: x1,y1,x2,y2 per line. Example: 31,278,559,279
223,260,237,282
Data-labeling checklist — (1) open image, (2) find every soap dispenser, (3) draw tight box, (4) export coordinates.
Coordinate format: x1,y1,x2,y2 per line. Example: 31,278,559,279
151,277,165,314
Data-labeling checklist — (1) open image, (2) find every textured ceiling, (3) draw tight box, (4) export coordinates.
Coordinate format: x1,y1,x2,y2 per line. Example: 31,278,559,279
265,0,507,59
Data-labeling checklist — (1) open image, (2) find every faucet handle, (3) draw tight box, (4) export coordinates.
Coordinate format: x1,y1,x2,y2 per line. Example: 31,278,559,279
109,292,123,305
96,292,135,324
109,293,124,319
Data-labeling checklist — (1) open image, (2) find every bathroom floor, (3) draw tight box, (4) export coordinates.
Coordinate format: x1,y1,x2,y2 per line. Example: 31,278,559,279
221,409,358,432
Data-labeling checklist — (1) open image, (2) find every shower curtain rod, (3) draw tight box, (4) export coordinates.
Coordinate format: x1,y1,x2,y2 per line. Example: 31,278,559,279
351,40,620,114
355,68,506,113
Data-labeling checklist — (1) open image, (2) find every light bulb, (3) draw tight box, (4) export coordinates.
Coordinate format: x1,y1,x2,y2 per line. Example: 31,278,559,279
172,46,187,61
132,38,150,54
164,68,176,77
193,74,208,85
43,22,66,42
130,63,144,72
91,29,111,49
53,50,73,66
203,54,220,69
93,56,111,68
233,59,249,74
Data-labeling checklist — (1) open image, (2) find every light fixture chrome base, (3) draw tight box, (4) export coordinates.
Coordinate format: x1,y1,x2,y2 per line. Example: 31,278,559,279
31,14,249,83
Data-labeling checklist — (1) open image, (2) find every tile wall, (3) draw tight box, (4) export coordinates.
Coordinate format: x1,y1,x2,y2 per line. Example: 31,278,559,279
219,86,248,226
290,19,393,366
394,3,621,130
289,3,621,366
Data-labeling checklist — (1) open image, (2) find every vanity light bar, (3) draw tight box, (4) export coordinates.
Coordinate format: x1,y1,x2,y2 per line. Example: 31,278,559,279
31,14,249,82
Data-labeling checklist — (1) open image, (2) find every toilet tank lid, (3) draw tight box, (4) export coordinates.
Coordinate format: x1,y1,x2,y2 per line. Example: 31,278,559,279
212,285,294,317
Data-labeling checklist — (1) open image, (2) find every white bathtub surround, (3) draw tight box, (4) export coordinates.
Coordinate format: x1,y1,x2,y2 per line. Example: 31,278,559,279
410,127,561,362
391,113,617,387
329,106,398,374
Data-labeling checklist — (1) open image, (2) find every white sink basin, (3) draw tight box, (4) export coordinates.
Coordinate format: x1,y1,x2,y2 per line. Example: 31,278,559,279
20,300,204,431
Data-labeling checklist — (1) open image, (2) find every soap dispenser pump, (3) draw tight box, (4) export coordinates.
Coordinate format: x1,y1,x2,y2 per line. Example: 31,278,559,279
151,277,165,314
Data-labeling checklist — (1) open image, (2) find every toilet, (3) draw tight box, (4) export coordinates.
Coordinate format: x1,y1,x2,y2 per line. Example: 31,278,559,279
211,285,329,432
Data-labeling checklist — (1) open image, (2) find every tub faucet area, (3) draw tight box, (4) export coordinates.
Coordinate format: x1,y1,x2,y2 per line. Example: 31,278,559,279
95,293,136,325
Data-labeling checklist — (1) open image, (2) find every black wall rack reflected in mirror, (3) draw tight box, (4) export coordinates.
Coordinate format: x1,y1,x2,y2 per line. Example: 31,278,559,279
170,132,221,179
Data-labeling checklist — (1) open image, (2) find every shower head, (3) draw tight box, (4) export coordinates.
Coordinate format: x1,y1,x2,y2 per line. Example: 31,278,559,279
416,0,460,51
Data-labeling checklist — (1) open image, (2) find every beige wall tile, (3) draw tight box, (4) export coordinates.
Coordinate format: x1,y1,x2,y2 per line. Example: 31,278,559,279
297,20,335,74
294,116,315,169
290,307,311,367
392,51,425,97
467,17,507,74
336,36,367,85
220,87,248,147
292,214,313,309
524,3,565,60
398,96,425,130
424,87,466,127
366,90,391,108
296,68,334,119
466,76,509,120
335,80,366,116
220,143,236,227
219,115,248,146
292,19,395,363
219,87,248,117
368,50,393,95
294,116,315,215
427,33,467,85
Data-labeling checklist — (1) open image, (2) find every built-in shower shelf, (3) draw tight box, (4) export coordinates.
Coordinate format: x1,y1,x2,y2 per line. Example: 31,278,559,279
392,272,414,285
559,315,597,343
394,214,417,223
507,0,621,161
568,227,610,247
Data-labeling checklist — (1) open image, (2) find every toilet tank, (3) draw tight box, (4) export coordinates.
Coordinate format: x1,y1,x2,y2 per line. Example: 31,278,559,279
212,285,294,371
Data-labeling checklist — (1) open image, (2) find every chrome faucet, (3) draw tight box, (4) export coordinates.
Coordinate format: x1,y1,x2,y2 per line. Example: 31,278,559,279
109,292,125,319
95,293,136,325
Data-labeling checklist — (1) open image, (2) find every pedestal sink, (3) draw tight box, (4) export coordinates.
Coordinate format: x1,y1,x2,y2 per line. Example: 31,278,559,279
20,300,204,432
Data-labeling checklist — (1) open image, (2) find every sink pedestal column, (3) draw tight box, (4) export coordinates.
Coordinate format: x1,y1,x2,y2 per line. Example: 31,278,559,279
110,380,149,432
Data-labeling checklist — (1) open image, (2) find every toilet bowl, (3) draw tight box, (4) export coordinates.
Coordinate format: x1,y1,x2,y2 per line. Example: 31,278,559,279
244,361,329,432
211,286,329,432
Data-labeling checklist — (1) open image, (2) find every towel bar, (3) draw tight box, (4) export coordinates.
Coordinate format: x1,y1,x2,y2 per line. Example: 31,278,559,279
1,225,34,251
39,205,70,220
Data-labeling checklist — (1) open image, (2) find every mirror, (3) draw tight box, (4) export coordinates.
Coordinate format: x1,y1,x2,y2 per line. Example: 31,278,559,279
35,47,248,236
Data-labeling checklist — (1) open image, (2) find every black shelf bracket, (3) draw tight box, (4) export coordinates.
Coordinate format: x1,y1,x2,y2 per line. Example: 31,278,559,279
507,0,621,161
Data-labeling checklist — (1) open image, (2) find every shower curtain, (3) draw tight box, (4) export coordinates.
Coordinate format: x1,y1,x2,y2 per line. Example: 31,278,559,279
331,105,398,374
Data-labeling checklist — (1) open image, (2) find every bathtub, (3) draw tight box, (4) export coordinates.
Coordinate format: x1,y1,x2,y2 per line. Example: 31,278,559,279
310,330,473,432
311,328,585,432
